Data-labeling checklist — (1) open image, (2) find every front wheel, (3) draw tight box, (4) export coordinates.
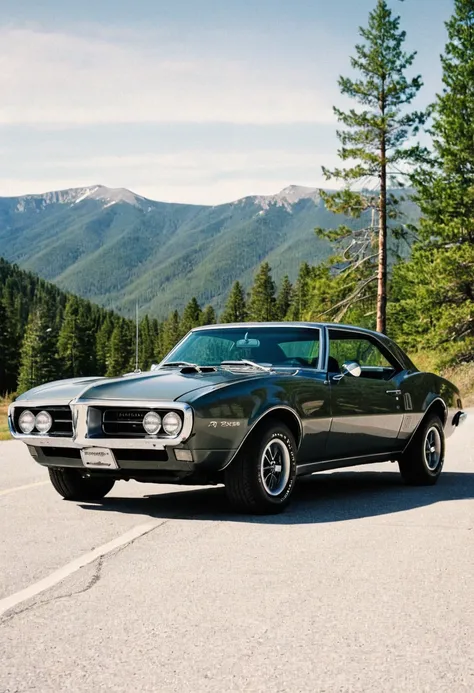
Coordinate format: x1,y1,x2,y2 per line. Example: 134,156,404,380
49,468,115,500
224,419,297,514
398,414,445,486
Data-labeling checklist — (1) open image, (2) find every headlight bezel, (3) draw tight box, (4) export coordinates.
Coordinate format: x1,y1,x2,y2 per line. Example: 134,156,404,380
35,410,53,434
162,411,183,436
18,410,36,434
142,411,162,436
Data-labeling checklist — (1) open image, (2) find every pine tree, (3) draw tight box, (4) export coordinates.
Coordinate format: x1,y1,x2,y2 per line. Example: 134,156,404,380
276,276,293,320
221,281,247,323
17,308,59,393
287,263,313,321
180,298,202,335
138,315,155,371
0,299,10,393
247,263,277,322
201,305,217,325
58,297,96,377
160,311,181,358
96,315,115,375
107,318,133,376
319,0,426,333
391,0,474,363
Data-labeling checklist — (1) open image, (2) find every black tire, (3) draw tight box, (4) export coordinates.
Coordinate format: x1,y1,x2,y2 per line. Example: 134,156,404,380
49,468,115,500
224,419,297,514
399,414,445,486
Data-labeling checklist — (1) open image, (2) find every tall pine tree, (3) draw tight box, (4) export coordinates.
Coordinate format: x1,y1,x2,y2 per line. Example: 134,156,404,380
287,263,313,321
319,0,426,333
107,319,133,376
17,307,59,393
139,315,155,371
247,263,277,322
221,281,247,323
276,276,293,320
58,297,96,377
96,315,115,374
0,299,10,393
391,0,474,363
201,305,217,325
180,298,202,335
160,310,181,358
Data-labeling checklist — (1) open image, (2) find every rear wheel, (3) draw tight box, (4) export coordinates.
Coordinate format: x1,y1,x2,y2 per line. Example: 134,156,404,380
49,468,115,500
224,420,297,514
399,414,445,486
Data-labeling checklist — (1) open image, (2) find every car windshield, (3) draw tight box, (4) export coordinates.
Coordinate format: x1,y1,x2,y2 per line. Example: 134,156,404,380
162,327,321,368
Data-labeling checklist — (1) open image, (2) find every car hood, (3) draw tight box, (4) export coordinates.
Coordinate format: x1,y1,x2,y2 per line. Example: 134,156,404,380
15,368,266,404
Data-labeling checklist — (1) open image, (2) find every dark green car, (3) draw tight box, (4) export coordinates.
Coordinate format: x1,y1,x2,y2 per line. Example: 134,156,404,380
9,322,467,514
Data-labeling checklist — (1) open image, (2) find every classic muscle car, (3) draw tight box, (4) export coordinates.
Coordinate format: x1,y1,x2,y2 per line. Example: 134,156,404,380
9,322,467,514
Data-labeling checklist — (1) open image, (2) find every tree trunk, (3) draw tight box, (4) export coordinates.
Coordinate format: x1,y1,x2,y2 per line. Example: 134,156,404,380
377,134,387,334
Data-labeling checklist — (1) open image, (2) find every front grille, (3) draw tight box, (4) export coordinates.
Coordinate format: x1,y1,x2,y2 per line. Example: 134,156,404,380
102,408,151,436
14,406,73,437
101,408,183,438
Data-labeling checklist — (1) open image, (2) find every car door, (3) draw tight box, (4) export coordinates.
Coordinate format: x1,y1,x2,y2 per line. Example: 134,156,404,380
325,329,405,459
275,329,332,463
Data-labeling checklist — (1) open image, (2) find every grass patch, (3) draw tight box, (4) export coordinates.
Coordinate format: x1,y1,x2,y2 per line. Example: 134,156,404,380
441,362,474,407
410,353,474,407
0,397,12,441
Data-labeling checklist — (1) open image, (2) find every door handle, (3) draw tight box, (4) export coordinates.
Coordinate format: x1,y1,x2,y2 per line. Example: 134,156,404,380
386,389,402,396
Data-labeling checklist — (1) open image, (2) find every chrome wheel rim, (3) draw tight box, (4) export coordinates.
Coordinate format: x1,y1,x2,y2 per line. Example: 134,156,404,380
260,438,291,496
424,426,442,471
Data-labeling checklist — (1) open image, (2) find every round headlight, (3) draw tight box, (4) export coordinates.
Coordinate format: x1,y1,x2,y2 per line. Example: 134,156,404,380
162,412,182,436
18,410,36,434
35,410,53,434
143,411,161,435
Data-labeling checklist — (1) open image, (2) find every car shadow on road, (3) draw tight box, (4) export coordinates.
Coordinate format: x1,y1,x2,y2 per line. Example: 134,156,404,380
79,468,474,525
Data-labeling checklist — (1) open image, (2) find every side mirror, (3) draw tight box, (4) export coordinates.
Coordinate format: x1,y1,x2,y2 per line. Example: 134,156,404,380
342,361,362,378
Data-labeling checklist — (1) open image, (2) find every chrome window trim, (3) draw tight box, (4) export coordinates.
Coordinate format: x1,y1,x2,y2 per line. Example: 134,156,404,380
8,400,193,450
324,325,405,373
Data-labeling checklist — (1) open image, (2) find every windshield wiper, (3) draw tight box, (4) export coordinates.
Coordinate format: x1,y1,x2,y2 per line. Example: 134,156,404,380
220,360,271,372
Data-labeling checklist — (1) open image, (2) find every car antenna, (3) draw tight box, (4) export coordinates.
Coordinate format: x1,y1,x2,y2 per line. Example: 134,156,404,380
134,301,140,373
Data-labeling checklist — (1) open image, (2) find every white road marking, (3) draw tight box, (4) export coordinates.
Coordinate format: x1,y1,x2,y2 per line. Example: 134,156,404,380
0,519,163,618
0,481,49,497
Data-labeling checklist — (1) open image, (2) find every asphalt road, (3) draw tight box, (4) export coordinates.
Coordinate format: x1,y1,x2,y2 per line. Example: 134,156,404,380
1,416,473,693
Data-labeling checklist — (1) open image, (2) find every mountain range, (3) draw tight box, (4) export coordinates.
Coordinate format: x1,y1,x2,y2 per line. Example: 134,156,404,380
0,184,416,318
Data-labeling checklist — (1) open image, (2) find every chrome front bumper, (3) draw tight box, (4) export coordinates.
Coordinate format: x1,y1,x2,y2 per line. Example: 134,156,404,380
8,399,193,450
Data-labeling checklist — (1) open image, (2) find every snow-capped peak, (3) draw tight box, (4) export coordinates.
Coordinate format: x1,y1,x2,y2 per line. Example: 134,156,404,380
245,185,320,212
71,185,144,208
14,185,147,213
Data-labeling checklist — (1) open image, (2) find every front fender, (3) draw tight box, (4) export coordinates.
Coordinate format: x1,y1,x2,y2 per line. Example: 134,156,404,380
181,378,303,471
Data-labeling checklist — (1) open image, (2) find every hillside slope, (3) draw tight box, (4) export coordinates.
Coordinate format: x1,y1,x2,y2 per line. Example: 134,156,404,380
0,184,415,317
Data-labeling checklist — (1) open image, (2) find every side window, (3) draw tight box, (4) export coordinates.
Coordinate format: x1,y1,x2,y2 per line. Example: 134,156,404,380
328,331,399,379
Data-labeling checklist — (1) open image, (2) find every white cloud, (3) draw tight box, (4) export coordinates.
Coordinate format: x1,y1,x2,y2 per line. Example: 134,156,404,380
0,27,337,126
0,148,340,204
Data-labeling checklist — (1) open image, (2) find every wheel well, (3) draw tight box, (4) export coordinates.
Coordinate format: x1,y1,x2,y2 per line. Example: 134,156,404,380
424,399,447,427
253,408,302,448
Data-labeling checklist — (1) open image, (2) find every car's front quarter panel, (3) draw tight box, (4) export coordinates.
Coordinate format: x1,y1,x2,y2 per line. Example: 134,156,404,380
181,370,331,470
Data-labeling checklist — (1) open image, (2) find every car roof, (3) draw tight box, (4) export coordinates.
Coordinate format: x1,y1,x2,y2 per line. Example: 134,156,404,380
192,321,383,339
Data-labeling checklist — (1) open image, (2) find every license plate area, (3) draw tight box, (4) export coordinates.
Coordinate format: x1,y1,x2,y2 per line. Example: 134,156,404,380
80,447,118,469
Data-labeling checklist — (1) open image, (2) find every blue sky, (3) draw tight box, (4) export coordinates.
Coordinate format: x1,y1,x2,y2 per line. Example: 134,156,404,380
0,0,453,204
